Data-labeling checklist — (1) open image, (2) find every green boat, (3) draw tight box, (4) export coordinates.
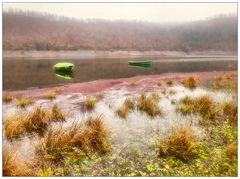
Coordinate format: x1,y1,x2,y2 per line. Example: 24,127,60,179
54,62,74,72
128,60,151,68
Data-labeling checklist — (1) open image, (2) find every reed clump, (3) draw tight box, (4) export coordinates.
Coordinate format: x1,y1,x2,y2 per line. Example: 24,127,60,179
3,146,32,176
137,93,161,117
3,94,13,104
36,116,111,162
158,127,201,161
181,76,198,89
15,97,34,108
84,97,96,109
4,105,65,139
45,91,56,100
116,98,135,118
166,80,173,86
226,143,237,159
220,101,237,123
156,80,163,87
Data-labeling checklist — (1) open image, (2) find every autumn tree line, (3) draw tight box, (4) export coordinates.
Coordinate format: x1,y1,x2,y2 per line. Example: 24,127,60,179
3,10,237,52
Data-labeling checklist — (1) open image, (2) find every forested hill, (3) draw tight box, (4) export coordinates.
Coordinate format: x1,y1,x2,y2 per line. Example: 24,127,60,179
3,11,237,52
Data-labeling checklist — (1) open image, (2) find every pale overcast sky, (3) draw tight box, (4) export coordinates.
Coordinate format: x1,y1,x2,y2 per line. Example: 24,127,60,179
3,3,237,23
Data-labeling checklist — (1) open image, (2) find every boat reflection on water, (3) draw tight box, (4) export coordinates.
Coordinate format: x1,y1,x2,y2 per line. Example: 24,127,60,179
55,70,74,80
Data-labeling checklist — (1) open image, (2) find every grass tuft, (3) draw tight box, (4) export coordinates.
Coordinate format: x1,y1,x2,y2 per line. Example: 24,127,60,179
36,115,111,162
15,97,34,108
220,101,237,123
4,105,65,139
158,127,201,161
84,97,96,109
3,146,32,176
50,104,65,122
181,76,198,89
116,98,135,118
137,93,161,117
3,94,13,104
166,80,173,86
226,143,237,159
45,91,56,100
129,80,137,87
156,80,163,87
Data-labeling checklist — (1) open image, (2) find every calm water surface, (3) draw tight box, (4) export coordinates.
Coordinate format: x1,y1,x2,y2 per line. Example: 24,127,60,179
3,57,237,91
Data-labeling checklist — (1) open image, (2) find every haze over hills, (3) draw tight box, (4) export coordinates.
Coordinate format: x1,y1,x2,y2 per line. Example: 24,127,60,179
3,11,237,52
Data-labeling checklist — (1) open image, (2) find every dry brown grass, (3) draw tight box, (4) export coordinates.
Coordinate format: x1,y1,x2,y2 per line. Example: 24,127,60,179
50,104,65,122
156,80,163,87
137,93,161,117
166,80,173,86
15,97,34,108
3,146,32,176
4,108,50,139
4,105,65,139
116,98,135,118
226,143,237,159
177,95,216,120
220,101,237,122
181,76,198,89
36,115,111,162
129,80,137,87
3,94,13,104
158,127,201,161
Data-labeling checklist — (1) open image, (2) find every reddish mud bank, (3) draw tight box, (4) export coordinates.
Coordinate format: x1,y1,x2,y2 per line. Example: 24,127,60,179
4,71,236,99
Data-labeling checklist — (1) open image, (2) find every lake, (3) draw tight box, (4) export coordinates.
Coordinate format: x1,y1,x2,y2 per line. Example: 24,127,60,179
3,57,237,91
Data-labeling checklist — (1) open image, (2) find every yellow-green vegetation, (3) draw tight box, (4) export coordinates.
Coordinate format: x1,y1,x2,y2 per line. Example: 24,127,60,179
4,105,65,139
212,75,237,91
3,94,13,103
156,80,163,87
45,91,56,100
84,96,96,109
116,98,135,118
137,93,161,117
3,146,31,176
166,80,173,86
181,76,198,89
158,127,201,161
15,97,34,108
35,116,111,163
220,101,237,123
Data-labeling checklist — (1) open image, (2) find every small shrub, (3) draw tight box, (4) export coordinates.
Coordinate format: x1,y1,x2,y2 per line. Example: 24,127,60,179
181,76,198,89
166,80,173,86
3,146,31,176
3,94,13,103
84,97,96,109
158,127,201,161
15,97,34,108
226,143,237,159
157,80,163,87
137,93,161,117
45,91,56,100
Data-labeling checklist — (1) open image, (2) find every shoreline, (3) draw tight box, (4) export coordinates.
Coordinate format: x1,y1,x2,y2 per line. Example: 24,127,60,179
3,50,237,59
4,71,236,99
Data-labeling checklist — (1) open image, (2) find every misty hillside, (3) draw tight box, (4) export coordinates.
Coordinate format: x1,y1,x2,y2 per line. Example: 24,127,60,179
3,11,237,51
